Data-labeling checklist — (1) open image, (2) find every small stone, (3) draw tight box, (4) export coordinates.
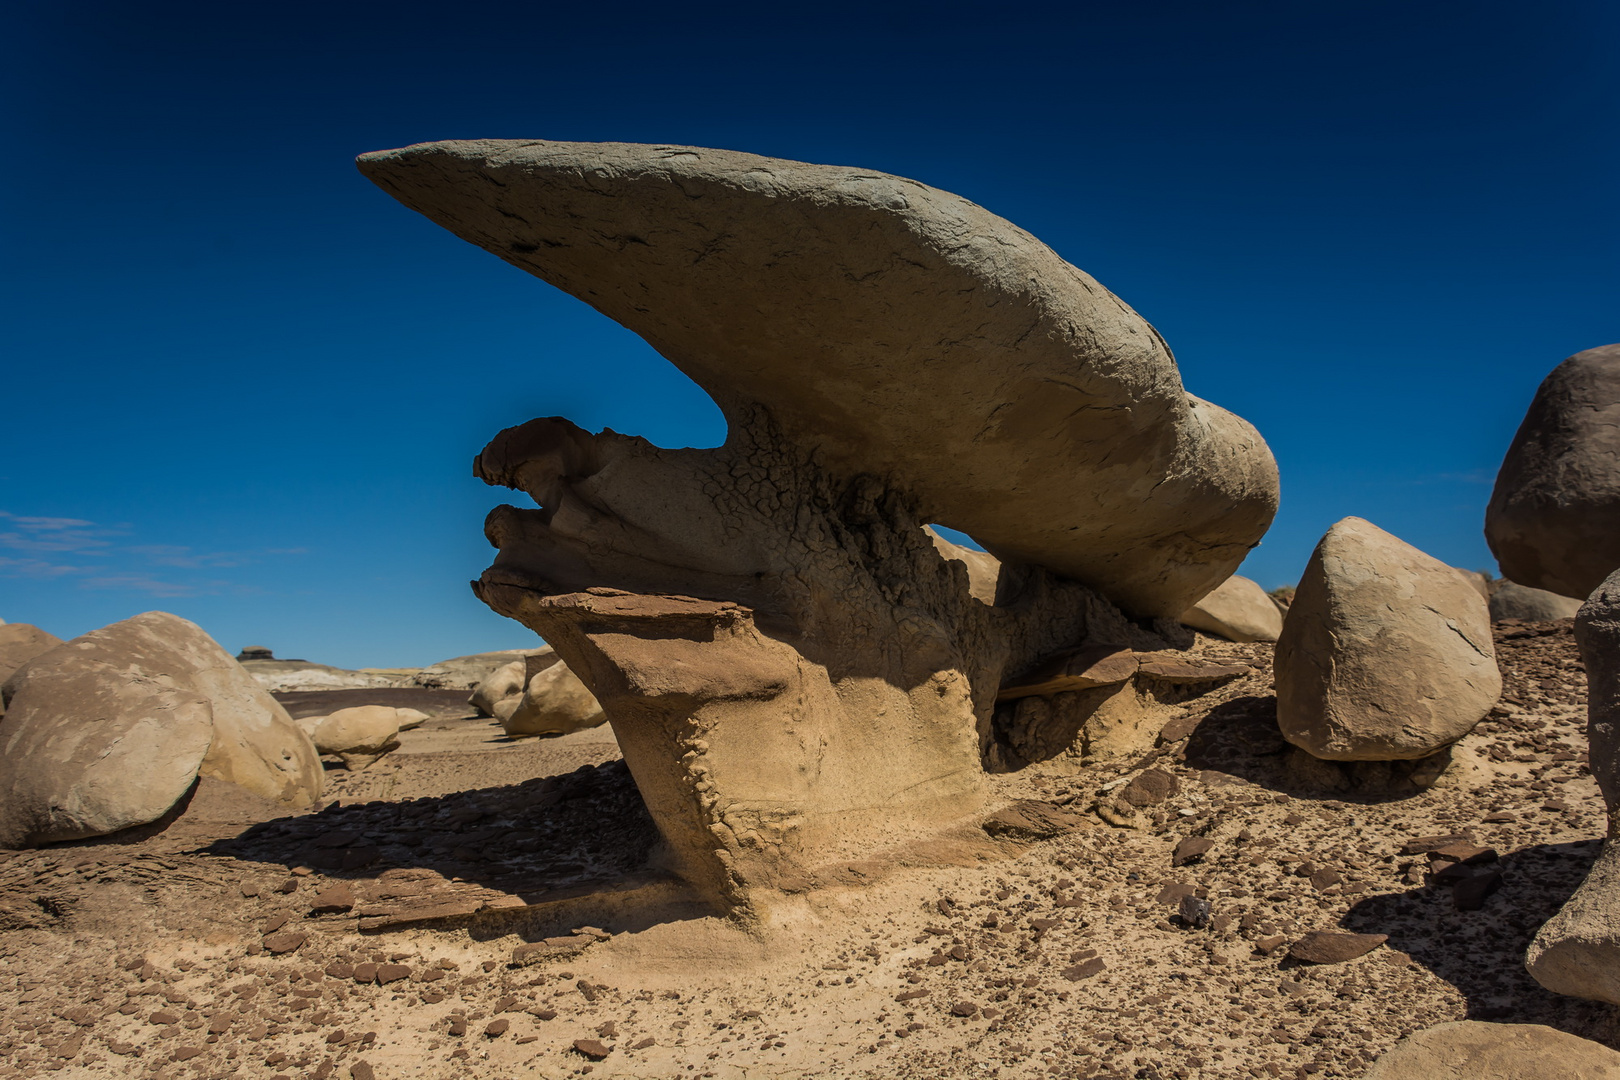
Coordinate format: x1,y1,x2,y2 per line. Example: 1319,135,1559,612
1482,811,1516,823
1288,931,1387,964
1399,834,1473,856
353,962,379,984
1062,958,1106,980
376,964,411,984
1543,799,1571,812
1155,882,1197,905
261,933,307,955
1430,842,1497,866
1172,837,1215,866
1120,769,1179,808
150,1011,180,1026
263,915,290,933
485,1019,509,1037
240,881,262,898
573,1039,612,1060
1254,935,1288,956
1309,869,1344,891
1178,895,1213,929
326,1029,347,1045
950,1001,979,1017
350,1063,376,1080
631,1036,656,1049
309,885,356,915
448,1017,467,1037
1453,870,1504,911
324,962,354,980
171,1046,205,1061
596,1021,618,1038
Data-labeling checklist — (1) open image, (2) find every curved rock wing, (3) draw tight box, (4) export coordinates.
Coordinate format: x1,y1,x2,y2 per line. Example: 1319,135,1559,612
358,139,1277,616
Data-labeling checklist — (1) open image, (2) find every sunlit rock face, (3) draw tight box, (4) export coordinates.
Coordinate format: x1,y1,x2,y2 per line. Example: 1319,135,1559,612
359,139,1278,909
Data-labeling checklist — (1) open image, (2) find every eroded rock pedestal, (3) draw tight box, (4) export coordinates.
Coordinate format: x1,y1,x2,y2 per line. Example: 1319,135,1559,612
1527,567,1620,1003
359,139,1279,909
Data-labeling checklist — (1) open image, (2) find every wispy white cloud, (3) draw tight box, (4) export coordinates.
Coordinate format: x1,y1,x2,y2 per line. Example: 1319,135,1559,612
0,511,305,596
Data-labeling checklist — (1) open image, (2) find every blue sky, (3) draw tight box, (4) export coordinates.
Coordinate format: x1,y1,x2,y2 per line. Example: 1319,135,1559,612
3,2,1617,668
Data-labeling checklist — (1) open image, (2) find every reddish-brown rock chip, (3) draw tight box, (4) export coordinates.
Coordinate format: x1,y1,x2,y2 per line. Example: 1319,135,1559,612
573,1038,612,1060
1288,931,1387,964
261,933,307,955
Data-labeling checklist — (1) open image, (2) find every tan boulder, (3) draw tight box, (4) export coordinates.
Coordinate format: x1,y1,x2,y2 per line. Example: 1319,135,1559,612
394,707,429,731
1178,575,1282,642
1527,568,1620,1003
0,612,321,846
1364,1020,1620,1079
503,661,605,737
359,138,1278,909
312,706,402,769
1275,518,1501,760
1487,344,1620,600
1490,581,1582,622
468,652,556,719
1455,568,1494,599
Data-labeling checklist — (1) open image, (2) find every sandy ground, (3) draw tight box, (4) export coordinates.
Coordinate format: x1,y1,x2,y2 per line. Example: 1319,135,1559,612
0,621,1611,1080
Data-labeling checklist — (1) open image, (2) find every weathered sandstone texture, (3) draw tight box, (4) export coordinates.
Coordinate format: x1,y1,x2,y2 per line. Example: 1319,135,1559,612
504,660,605,738
1275,518,1500,761
1363,1020,1620,1079
359,139,1278,906
1527,568,1620,1003
1489,580,1582,622
1487,344,1620,600
1178,574,1282,642
0,612,321,846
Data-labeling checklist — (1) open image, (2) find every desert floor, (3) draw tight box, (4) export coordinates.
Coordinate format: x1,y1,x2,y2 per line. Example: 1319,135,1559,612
0,621,1611,1080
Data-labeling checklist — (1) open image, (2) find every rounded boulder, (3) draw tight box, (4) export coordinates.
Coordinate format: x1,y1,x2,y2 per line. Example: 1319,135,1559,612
1275,517,1501,760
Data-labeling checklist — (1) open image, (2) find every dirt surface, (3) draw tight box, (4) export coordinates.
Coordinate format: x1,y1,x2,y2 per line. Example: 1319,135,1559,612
0,624,1611,1079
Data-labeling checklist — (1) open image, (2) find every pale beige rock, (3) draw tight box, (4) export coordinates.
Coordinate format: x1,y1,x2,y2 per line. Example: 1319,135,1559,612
925,527,1001,606
1489,581,1582,622
0,612,321,846
1487,344,1620,600
469,657,533,718
412,646,554,690
1527,568,1620,1003
503,661,605,737
1178,575,1282,642
1275,518,1501,761
359,138,1277,909
312,706,402,769
394,707,429,731
1364,1020,1620,1079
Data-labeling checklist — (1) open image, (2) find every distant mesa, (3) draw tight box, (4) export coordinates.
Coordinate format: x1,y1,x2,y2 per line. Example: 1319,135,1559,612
237,645,275,661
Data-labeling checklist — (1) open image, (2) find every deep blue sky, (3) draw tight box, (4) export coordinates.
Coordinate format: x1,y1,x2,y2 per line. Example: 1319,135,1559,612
3,2,1616,667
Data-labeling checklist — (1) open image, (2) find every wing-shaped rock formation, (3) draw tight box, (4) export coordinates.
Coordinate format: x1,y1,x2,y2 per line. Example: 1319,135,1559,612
358,140,1277,910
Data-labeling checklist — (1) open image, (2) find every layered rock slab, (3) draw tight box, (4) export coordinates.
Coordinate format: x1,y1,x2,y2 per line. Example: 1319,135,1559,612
0,612,322,846
358,139,1278,908
1487,343,1620,600
357,139,1278,618
1275,517,1500,760
1527,567,1620,1003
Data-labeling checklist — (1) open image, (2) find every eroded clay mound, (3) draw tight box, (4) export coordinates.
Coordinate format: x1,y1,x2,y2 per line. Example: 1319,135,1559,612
357,138,1278,617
